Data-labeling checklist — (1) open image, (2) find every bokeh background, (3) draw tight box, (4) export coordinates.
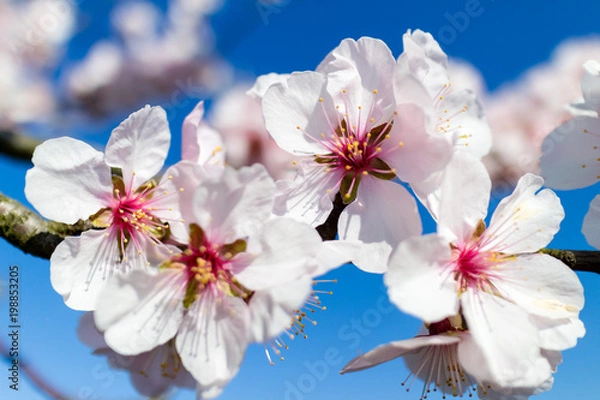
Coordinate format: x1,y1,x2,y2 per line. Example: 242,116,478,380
1,0,599,399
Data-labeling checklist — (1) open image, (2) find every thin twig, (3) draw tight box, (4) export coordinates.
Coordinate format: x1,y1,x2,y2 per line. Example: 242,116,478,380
0,129,40,162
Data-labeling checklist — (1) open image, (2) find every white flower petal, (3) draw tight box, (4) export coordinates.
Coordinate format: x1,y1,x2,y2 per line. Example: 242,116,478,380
25,137,112,224
540,116,600,190
439,89,492,158
235,218,322,290
436,151,491,241
77,312,106,350
182,101,225,165
272,160,337,227
482,174,564,254
532,316,585,351
310,240,359,276
385,234,458,323
493,254,584,320
247,277,312,343
176,293,250,399
397,29,449,98
581,60,600,111
317,37,397,120
95,269,187,355
583,194,600,249
385,103,452,184
459,290,551,388
338,179,422,273
105,105,171,190
193,164,275,243
262,71,332,155
340,334,461,374
247,73,290,99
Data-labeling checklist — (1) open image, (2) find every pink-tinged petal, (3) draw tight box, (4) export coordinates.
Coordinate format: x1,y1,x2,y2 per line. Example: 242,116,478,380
247,73,290,99
532,316,585,351
193,164,275,243
235,218,322,290
182,101,225,165
247,277,313,343
262,71,332,156
341,334,461,374
438,89,492,158
156,161,217,244
338,179,422,273
176,293,250,399
385,103,452,184
583,194,600,249
397,29,449,98
77,312,106,350
435,152,491,241
581,60,600,111
127,342,196,397
105,105,170,190
459,290,551,388
493,254,584,319
385,234,458,323
540,116,600,190
94,269,187,355
317,37,397,119
273,160,338,227
25,137,112,224
482,174,564,254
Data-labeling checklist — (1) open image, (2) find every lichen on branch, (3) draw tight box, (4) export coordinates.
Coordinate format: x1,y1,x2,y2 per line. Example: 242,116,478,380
0,192,91,259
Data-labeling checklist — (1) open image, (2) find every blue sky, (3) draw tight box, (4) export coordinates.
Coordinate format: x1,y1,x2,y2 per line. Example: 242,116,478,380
2,0,600,399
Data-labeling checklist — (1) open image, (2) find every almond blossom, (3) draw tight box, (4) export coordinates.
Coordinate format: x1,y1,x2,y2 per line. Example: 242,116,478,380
263,36,452,272
77,312,196,397
24,105,190,310
397,29,492,218
93,164,352,399
384,152,584,388
540,60,600,248
341,320,562,400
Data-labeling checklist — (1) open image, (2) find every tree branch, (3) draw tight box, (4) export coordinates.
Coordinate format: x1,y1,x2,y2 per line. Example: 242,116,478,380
0,192,91,259
316,193,347,241
540,248,600,274
0,129,40,162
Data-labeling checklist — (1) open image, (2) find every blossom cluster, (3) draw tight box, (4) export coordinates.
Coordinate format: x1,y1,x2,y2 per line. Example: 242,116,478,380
23,30,587,399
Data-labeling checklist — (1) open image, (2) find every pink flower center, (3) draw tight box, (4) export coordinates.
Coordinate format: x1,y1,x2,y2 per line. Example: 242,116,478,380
452,241,505,294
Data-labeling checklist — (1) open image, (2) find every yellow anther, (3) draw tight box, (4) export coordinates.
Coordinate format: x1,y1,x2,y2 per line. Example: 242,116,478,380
372,89,378,94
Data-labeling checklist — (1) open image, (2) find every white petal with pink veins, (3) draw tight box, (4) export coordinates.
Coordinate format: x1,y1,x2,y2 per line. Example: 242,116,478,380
105,105,171,190
482,174,564,254
272,160,338,227
583,194,600,249
459,290,551,388
95,269,187,355
176,293,250,399
385,234,458,323
25,137,113,224
540,116,600,190
262,71,334,156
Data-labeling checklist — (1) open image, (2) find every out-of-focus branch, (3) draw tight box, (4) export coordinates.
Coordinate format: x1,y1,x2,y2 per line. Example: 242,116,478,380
0,192,91,259
0,129,40,162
